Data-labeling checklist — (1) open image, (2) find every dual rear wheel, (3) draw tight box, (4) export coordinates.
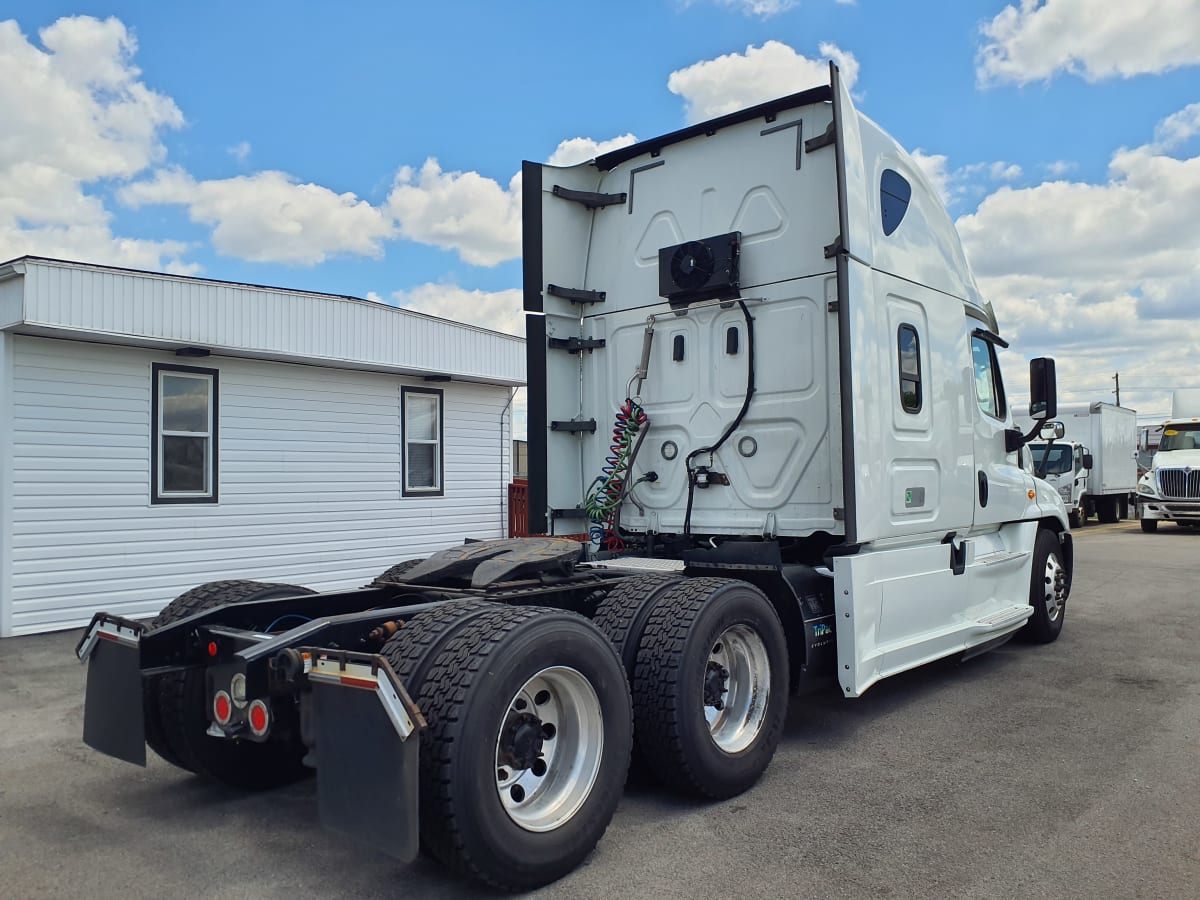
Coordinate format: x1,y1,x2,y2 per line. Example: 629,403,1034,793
381,603,631,890
594,576,790,799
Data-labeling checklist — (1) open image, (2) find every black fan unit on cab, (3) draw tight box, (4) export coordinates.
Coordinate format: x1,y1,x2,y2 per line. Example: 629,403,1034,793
658,231,741,305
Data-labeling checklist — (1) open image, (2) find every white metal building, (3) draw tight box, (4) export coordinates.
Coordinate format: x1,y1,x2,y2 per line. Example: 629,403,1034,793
0,257,524,636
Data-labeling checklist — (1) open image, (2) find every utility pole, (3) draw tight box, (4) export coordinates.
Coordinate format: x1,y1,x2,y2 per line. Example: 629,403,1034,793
1113,372,1120,406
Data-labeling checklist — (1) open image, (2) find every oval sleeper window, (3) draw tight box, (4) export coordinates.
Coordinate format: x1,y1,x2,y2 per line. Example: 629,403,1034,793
880,168,912,236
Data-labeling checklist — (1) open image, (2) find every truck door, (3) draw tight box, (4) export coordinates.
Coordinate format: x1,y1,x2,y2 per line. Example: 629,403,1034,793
1074,445,1088,503
969,330,1033,531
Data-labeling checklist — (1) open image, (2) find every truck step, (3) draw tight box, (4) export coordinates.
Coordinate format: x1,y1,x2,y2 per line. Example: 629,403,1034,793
972,605,1032,631
973,549,1028,568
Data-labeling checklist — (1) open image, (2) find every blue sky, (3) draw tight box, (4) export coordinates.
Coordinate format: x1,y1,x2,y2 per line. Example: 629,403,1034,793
2,0,1200,429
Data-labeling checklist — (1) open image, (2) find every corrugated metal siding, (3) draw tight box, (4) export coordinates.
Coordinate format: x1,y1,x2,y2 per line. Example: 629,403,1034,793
8,335,512,635
17,260,524,385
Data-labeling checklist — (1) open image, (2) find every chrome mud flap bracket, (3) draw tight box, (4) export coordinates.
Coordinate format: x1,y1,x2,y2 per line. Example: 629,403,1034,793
76,613,148,766
286,648,426,864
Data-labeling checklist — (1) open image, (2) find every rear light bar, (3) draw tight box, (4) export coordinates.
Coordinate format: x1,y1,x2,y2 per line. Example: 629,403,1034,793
304,651,422,741
76,613,145,662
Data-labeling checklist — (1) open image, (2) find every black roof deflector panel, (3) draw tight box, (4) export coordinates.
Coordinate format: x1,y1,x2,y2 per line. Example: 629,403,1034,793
593,84,833,172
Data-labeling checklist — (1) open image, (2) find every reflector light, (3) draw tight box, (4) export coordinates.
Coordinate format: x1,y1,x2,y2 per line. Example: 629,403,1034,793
207,641,218,657
213,691,233,726
248,700,269,736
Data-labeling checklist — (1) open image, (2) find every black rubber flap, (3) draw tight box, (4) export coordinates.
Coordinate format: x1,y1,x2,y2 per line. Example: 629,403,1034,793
311,680,419,863
398,537,583,588
82,637,146,766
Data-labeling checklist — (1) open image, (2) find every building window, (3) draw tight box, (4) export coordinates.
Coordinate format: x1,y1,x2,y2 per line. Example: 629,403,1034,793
897,324,922,413
403,387,443,496
152,363,218,504
970,335,1007,421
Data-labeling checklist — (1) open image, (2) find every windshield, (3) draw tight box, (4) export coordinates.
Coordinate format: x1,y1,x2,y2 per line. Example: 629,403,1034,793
1031,444,1073,475
1159,424,1200,452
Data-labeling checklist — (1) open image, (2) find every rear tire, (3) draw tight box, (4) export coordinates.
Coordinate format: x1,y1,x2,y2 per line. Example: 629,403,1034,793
1098,496,1119,524
1141,518,1158,533
632,578,789,800
1018,530,1067,643
592,574,684,683
372,558,427,586
416,606,632,890
149,580,315,789
380,600,498,702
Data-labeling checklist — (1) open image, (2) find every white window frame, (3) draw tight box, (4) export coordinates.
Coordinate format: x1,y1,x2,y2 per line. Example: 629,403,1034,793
402,386,443,496
152,363,218,504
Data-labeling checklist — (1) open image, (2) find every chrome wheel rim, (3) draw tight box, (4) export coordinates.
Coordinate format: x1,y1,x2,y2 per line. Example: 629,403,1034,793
704,624,771,754
494,666,603,832
1044,551,1067,622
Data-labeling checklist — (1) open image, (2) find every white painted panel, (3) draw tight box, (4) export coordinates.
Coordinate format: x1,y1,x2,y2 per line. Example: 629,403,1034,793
7,335,512,635
17,260,524,385
0,332,13,637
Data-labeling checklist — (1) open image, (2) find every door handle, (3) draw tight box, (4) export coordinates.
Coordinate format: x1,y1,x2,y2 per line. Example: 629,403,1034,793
978,471,989,508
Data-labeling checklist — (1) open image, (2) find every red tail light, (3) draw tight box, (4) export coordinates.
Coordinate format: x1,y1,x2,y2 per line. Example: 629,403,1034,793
248,699,270,736
213,690,233,726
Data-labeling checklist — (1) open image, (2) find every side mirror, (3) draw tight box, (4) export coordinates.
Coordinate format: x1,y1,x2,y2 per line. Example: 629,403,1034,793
1028,358,1057,420
1039,421,1065,440
1083,453,1094,470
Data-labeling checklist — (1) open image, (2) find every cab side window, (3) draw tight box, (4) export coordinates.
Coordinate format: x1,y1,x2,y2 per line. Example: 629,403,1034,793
970,335,1007,420
897,324,922,413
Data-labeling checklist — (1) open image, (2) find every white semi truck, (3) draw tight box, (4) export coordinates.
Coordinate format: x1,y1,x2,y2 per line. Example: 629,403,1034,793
1017,401,1137,527
1137,389,1200,532
76,65,1071,890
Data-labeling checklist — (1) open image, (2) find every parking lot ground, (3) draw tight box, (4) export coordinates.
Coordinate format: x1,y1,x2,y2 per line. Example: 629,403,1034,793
2,522,1198,899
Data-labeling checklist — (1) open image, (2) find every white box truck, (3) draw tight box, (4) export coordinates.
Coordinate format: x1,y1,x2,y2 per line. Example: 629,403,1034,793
1016,401,1138,527
76,64,1073,890
1137,389,1200,532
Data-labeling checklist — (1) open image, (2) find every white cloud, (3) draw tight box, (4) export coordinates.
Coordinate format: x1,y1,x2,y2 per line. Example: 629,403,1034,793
1150,103,1200,152
667,41,858,123
227,141,251,163
977,0,1200,87
910,150,953,205
1043,160,1077,178
0,15,189,270
547,134,638,167
120,168,395,265
958,104,1200,414
386,160,522,267
911,150,1024,207
389,282,525,337
712,0,799,17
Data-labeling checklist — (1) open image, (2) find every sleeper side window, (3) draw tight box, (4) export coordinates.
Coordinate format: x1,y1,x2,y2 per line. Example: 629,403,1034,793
897,324,922,413
880,169,912,236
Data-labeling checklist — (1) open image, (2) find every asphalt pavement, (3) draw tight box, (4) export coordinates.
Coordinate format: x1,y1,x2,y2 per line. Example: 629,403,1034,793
1,520,1197,898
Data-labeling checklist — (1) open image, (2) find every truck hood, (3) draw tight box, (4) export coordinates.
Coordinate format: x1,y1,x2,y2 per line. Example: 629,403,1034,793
1152,449,1200,470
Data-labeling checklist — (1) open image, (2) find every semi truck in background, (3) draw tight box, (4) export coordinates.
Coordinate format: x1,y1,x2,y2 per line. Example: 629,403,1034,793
75,65,1073,890
1137,389,1200,532
1016,402,1137,528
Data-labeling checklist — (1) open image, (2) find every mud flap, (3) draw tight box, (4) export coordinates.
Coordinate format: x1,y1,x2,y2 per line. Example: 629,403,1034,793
77,614,147,766
303,650,424,863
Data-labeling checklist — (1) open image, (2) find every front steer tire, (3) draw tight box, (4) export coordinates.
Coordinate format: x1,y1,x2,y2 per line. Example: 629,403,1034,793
1141,518,1158,533
632,578,789,800
416,606,633,891
1017,530,1068,644
147,580,315,789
